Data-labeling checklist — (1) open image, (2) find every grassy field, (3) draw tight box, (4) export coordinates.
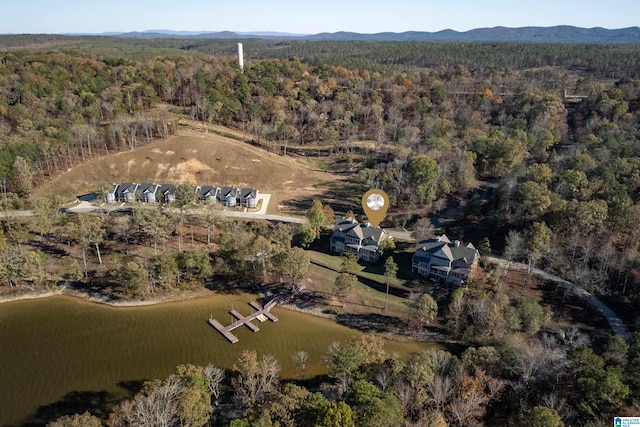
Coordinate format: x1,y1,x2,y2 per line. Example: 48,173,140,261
304,263,411,317
33,127,344,213
307,250,409,288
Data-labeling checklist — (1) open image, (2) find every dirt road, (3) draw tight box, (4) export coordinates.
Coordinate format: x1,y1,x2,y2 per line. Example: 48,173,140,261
487,255,630,339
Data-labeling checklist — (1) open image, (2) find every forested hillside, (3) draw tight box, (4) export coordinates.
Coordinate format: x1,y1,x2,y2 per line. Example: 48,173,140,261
2,39,640,425
2,44,640,303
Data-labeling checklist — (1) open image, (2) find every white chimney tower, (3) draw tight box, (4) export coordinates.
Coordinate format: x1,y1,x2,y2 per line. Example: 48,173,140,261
237,43,244,72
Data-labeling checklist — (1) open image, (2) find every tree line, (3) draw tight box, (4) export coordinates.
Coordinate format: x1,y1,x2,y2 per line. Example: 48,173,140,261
45,328,640,426
0,202,310,299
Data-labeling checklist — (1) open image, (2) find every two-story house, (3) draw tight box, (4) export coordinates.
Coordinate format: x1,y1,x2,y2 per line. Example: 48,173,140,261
198,185,219,203
412,234,479,285
218,187,239,207
239,188,259,208
330,217,390,262
115,183,138,203
136,183,160,203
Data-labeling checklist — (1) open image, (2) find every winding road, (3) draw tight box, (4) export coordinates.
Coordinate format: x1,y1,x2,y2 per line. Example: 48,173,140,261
29,193,308,224
486,255,631,339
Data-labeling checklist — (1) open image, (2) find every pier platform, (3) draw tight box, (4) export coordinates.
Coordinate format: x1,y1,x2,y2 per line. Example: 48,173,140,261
208,300,279,344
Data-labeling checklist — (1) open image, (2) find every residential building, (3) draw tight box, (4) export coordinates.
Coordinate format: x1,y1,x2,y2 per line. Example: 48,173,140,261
218,187,239,207
104,184,118,203
330,217,390,262
115,183,138,203
157,184,176,203
136,183,160,203
239,188,259,208
198,185,219,203
412,234,479,285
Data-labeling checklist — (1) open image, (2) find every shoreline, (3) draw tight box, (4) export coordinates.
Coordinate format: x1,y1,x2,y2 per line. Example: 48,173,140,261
0,285,214,307
0,286,460,347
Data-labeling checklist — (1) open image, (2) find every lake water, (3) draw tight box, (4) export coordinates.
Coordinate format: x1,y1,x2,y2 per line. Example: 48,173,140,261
0,293,437,426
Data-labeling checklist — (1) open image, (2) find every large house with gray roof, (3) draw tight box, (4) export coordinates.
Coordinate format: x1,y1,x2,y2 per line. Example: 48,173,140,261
157,184,176,203
412,234,479,285
218,187,239,207
330,217,390,262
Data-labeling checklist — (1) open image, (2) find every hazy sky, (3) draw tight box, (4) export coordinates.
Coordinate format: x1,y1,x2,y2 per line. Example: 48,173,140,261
1,0,638,34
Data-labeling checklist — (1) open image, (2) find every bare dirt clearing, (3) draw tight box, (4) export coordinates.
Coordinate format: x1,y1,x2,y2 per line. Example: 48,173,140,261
33,128,344,212
498,267,612,344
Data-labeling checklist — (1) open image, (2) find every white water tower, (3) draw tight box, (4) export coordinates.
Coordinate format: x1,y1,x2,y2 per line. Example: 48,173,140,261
237,43,244,72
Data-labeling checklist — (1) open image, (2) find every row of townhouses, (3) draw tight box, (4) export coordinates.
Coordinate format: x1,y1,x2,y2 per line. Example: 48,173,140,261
330,217,479,285
105,183,259,208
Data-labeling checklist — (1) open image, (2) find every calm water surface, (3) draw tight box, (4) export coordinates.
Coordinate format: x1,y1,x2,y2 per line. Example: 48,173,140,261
0,293,437,426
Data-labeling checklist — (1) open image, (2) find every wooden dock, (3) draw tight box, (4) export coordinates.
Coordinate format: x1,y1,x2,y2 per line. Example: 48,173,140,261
208,301,279,344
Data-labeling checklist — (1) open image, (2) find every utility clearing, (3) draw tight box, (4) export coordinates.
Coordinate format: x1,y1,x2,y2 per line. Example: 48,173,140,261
33,128,343,212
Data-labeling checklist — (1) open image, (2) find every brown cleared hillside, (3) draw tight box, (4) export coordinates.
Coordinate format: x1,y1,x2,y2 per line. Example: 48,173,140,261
33,128,345,212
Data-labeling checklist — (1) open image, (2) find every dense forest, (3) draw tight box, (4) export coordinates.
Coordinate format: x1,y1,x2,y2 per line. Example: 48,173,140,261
1,38,640,425
1,43,639,299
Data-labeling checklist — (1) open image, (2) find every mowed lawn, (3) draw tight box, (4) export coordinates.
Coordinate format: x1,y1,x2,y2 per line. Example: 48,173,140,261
33,128,342,212
305,263,411,316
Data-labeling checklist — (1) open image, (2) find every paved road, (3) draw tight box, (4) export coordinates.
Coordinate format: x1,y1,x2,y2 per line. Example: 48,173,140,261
0,210,36,217
2,194,307,226
385,229,415,242
487,255,631,339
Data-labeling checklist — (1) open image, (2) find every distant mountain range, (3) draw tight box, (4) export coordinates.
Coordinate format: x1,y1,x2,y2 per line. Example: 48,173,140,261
89,26,640,43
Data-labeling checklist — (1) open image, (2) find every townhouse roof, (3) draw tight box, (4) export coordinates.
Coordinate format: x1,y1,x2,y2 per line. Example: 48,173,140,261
198,185,219,198
240,188,258,198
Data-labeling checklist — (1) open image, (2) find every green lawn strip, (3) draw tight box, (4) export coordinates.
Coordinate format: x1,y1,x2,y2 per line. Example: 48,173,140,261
306,263,410,315
307,250,406,287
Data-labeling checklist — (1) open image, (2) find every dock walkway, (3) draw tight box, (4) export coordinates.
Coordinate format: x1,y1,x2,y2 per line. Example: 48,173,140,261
208,301,279,344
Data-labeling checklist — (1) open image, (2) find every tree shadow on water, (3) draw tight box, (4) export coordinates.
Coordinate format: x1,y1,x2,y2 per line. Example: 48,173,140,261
117,379,146,396
16,390,113,427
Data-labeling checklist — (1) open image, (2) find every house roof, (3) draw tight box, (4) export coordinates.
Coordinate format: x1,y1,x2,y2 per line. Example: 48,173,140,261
116,183,138,196
199,185,219,198
158,184,176,194
361,226,387,243
137,183,159,194
219,187,238,198
240,188,258,198
333,217,388,243
415,234,478,265
334,217,359,232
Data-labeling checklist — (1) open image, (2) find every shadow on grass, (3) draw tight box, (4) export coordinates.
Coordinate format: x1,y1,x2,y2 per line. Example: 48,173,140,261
336,312,409,334
288,290,329,310
206,277,260,295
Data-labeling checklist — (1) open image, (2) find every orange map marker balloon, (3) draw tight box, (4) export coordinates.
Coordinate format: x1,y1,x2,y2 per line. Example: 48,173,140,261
362,189,389,228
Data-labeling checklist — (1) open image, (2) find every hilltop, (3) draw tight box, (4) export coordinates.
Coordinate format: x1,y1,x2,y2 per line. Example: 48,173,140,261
33,125,346,213
86,25,640,43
